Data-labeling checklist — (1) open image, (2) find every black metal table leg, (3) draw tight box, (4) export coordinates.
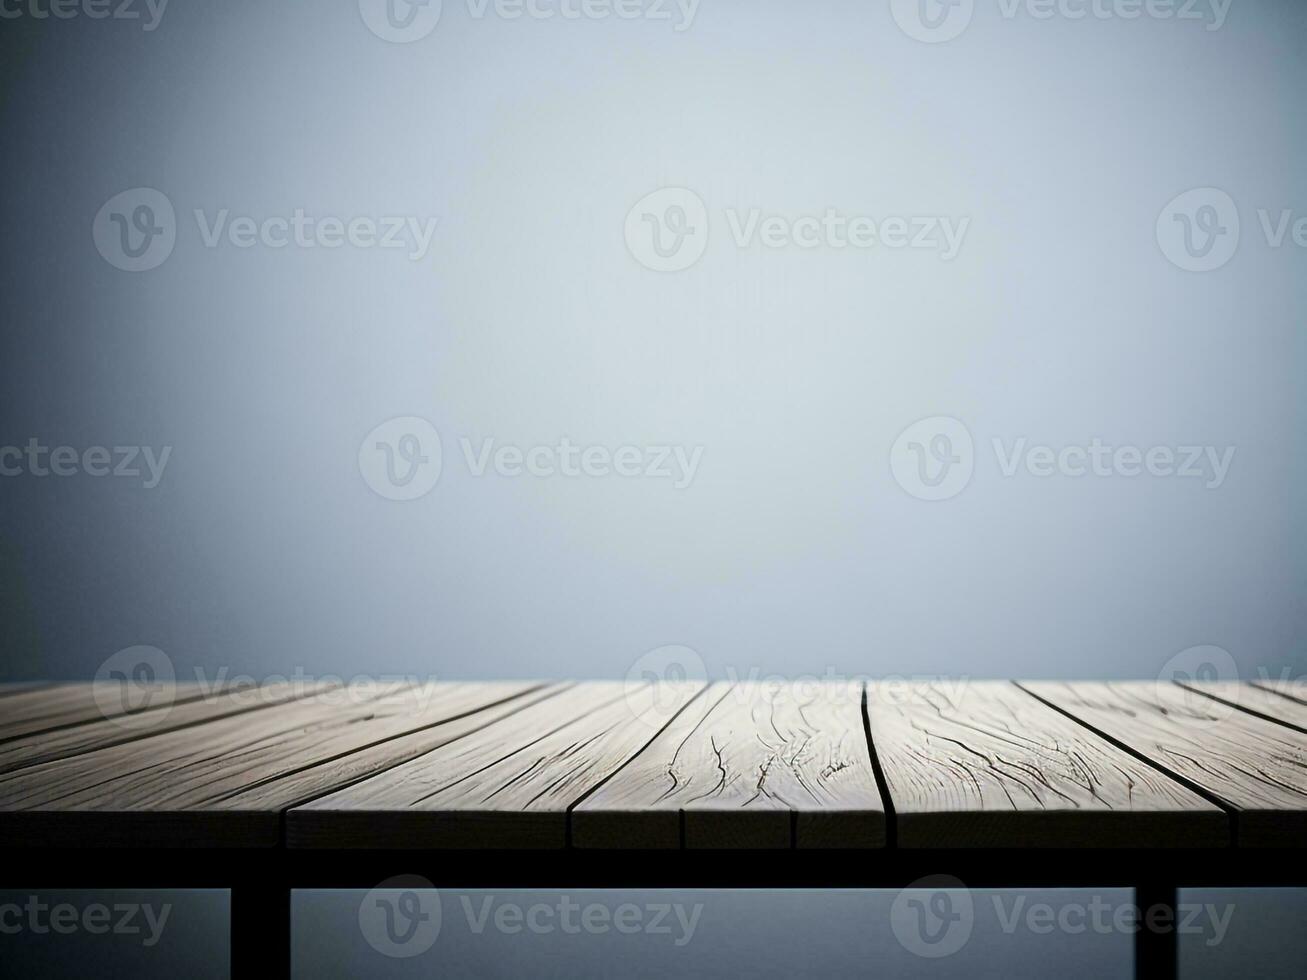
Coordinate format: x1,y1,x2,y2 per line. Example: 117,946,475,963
1134,883,1178,980
231,875,290,979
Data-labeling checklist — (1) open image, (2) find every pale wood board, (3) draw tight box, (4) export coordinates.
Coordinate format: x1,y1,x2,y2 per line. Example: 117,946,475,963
290,681,703,849
0,682,230,742
573,681,884,849
0,681,543,846
1174,680,1307,732
1022,680,1307,847
0,680,337,774
869,681,1226,847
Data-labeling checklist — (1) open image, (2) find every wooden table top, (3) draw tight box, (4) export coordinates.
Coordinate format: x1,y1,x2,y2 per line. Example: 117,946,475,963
1,679,1303,850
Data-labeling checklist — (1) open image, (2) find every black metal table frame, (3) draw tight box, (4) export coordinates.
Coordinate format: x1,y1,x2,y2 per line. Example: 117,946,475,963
5,847,1303,979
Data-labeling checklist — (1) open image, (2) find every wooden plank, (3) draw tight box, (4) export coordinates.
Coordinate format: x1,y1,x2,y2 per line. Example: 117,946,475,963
0,681,545,847
573,681,883,849
0,683,55,698
1251,677,1307,703
290,681,703,849
0,679,337,774
1174,681,1307,732
1022,681,1307,847
867,681,1225,848
0,682,231,742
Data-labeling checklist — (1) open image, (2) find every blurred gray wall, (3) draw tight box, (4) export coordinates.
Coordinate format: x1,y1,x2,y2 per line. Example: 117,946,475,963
1,0,1304,684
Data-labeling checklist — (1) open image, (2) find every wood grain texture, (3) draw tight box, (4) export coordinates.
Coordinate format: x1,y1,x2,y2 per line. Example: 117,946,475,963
0,682,542,847
6,679,1305,852
868,681,1225,848
573,681,883,849
0,680,337,774
290,681,703,849
0,683,54,698
1022,681,1307,847
1174,681,1307,732
1250,677,1307,704
0,682,228,742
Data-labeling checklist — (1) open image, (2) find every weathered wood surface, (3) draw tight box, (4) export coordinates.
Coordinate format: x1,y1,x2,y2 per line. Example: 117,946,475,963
0,682,227,742
573,682,883,849
1250,677,1307,702
0,683,55,697
290,681,703,849
1173,680,1307,732
0,679,336,774
2,680,1305,851
0,682,542,846
867,681,1226,847
1022,681,1307,847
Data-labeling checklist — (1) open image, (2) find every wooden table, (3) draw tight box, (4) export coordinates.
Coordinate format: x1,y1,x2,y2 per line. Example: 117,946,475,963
2,678,1305,978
